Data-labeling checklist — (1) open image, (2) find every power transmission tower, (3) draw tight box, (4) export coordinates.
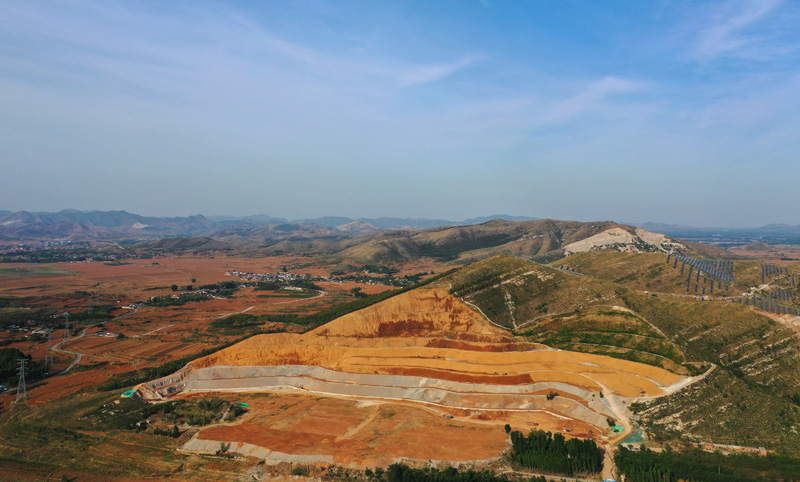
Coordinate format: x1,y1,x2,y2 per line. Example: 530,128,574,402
45,330,53,375
15,359,27,404
62,312,70,345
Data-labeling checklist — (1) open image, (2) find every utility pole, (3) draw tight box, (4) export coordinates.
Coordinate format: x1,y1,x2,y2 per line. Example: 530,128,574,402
15,359,27,404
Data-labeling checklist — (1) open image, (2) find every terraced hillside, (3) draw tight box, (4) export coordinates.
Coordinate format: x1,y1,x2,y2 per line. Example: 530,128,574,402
446,255,800,455
520,308,687,374
441,256,630,330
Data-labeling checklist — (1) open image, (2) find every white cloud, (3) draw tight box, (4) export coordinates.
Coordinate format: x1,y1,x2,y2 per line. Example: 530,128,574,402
695,0,782,58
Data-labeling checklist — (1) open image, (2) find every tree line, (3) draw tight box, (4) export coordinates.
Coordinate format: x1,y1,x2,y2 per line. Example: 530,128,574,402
615,445,800,482
386,464,548,482
509,429,602,476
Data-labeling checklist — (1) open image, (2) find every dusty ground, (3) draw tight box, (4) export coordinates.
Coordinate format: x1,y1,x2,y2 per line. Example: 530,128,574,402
185,391,599,468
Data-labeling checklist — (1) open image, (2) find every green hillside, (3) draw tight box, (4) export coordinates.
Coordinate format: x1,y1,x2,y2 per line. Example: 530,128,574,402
438,254,800,455
336,219,664,264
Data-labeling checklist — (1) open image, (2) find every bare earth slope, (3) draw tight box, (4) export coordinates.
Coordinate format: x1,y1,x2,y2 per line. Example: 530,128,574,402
135,286,687,466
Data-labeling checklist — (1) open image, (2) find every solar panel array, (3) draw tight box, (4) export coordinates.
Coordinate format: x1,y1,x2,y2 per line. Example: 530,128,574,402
667,254,735,294
769,288,794,302
761,263,792,284
738,294,799,316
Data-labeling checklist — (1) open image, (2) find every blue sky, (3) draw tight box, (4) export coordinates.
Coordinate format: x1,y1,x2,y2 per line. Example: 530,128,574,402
1,0,799,226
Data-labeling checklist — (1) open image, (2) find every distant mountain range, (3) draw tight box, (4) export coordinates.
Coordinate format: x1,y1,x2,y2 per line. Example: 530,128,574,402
207,213,539,230
0,210,539,241
0,210,215,240
4,209,800,248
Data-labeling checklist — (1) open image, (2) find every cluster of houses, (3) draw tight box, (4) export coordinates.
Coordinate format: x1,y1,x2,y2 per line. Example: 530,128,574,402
1,240,91,253
225,270,310,282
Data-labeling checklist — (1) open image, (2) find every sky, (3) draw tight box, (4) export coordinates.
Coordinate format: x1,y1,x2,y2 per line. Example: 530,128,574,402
1,0,799,227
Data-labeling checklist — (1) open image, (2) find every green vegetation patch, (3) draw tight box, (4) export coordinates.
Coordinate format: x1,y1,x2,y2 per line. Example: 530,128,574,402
445,256,634,331
621,291,800,392
0,307,55,329
630,368,800,455
520,309,685,371
387,463,538,482
0,390,250,479
616,446,800,482
0,266,76,278
510,429,601,476
0,347,46,385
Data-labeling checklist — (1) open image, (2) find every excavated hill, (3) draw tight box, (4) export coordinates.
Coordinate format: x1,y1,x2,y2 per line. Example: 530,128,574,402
335,219,688,264
136,286,687,444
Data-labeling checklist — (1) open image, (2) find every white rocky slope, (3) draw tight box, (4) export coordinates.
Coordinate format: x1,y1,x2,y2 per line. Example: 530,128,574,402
563,227,685,256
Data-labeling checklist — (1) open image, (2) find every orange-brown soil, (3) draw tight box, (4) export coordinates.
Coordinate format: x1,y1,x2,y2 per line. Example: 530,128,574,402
138,288,687,465
192,393,517,467
191,289,682,397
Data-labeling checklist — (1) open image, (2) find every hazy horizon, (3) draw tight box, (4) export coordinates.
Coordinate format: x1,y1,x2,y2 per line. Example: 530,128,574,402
3,1,800,228
4,206,800,230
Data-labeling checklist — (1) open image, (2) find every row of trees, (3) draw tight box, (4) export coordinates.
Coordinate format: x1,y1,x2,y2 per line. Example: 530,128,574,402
509,429,602,476
615,446,800,482
386,464,536,482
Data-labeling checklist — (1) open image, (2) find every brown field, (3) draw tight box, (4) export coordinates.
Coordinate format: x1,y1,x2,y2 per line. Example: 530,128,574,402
182,390,602,468
0,255,398,410
194,393,513,467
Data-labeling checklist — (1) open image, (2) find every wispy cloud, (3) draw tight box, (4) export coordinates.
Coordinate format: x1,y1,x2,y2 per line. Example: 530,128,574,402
397,56,479,88
548,76,645,122
695,0,782,58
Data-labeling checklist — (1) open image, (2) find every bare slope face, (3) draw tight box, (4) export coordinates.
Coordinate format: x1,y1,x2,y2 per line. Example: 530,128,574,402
136,285,686,456
336,219,687,264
